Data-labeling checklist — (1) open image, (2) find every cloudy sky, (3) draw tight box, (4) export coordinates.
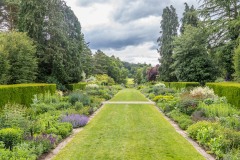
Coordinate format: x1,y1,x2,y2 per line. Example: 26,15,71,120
65,0,200,66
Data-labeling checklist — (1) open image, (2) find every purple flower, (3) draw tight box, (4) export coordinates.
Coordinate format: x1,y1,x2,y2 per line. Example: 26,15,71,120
25,134,57,145
62,114,89,128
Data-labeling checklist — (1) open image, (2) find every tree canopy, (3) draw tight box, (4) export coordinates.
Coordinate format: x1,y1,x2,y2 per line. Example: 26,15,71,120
157,5,179,82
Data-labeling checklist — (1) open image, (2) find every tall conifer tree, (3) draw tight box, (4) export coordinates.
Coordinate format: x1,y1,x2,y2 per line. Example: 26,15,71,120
157,5,179,82
180,3,199,34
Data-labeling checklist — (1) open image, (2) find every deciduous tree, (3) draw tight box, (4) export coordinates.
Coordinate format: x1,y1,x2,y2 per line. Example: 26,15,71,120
172,25,218,84
0,31,37,84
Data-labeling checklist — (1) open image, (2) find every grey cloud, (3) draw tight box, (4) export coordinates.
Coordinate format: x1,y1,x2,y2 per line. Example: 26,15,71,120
113,0,168,23
75,0,110,6
149,43,158,51
85,22,159,50
78,0,200,51
113,0,199,23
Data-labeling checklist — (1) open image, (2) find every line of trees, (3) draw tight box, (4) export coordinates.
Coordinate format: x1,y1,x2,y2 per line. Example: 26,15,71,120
158,1,240,84
0,0,150,86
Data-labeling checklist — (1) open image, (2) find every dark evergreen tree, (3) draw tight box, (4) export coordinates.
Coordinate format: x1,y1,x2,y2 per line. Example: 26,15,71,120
134,68,143,84
0,0,20,31
18,0,84,84
93,50,109,75
199,0,240,80
81,36,94,78
0,50,10,84
234,39,240,80
180,3,198,34
157,5,179,82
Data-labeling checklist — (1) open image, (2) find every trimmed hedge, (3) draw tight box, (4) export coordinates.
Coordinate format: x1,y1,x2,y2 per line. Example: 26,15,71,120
0,83,56,108
164,82,199,89
206,82,240,109
66,82,87,91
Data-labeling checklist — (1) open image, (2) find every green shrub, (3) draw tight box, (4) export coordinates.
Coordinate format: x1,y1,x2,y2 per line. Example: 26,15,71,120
78,106,91,116
95,74,115,86
178,97,199,115
206,82,240,108
26,134,59,154
157,100,178,113
147,93,155,99
167,110,194,130
0,142,12,159
153,95,174,102
164,82,199,90
66,82,87,91
223,128,240,149
223,149,240,160
55,102,72,110
0,104,30,135
37,111,63,134
33,91,61,104
0,128,23,150
12,142,37,160
0,83,56,108
74,102,84,110
187,121,220,140
69,92,90,106
31,103,56,115
46,122,72,139
198,102,239,118
0,142,37,160
219,116,240,131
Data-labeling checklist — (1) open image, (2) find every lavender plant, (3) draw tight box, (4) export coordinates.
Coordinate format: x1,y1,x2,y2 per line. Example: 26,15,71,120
25,134,57,153
62,114,89,128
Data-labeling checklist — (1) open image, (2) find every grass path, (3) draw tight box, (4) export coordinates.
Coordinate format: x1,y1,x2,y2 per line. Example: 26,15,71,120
110,89,148,101
53,89,205,160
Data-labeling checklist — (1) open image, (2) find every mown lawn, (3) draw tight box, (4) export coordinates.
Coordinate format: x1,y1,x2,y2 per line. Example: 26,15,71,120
110,88,148,101
53,89,204,160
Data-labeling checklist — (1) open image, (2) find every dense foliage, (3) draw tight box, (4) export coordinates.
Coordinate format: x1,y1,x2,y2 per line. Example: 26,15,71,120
157,2,240,82
157,5,179,82
0,82,122,159
140,83,240,159
0,31,37,84
172,25,217,84
0,0,132,87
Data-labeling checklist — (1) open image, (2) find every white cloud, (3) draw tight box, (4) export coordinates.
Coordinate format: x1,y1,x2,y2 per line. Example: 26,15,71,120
65,0,199,65
101,42,160,65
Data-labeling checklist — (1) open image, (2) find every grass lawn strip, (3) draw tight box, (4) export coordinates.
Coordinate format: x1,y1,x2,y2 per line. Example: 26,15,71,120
41,105,105,160
53,89,205,160
102,101,155,105
155,106,215,160
110,88,148,102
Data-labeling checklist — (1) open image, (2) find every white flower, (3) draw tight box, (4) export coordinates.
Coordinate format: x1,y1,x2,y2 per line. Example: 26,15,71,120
86,84,99,89
190,87,215,99
154,83,166,88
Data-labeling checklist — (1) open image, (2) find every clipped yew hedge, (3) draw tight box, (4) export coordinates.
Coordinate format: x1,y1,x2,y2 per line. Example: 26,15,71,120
164,82,199,89
206,82,240,109
66,82,87,91
0,83,56,108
